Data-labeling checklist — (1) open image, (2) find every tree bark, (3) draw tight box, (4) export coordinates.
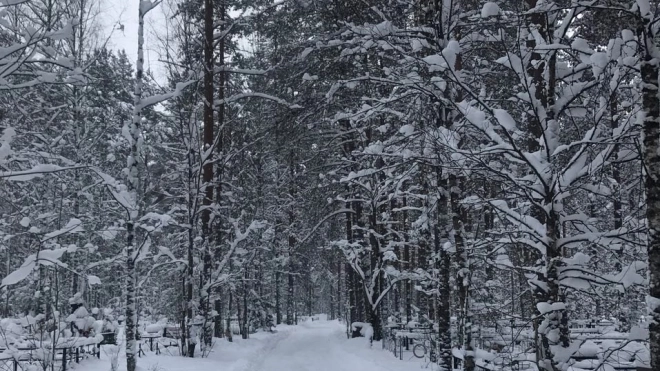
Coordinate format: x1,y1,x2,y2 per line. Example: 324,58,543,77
641,18,660,371
125,2,147,368
213,0,227,340
286,153,296,325
337,251,342,320
451,173,473,371
199,0,215,349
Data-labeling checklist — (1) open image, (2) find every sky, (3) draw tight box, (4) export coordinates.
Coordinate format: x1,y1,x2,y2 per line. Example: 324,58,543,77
104,0,169,80
102,0,251,84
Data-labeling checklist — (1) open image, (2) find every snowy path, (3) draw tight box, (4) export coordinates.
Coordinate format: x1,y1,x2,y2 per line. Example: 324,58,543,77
85,320,425,371
242,321,408,371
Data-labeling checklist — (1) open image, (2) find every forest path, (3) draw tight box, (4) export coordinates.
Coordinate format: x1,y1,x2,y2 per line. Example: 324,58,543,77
85,319,422,371
243,320,406,371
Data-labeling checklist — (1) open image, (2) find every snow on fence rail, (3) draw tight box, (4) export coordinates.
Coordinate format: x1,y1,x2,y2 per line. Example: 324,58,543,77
0,336,101,371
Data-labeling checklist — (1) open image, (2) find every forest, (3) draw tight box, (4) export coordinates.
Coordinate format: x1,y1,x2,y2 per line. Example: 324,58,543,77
0,0,658,371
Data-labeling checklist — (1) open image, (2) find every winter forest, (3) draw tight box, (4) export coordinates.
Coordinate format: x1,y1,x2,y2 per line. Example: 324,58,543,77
0,0,660,370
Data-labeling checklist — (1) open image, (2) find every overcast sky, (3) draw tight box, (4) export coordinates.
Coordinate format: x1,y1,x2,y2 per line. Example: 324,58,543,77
102,1,250,84
104,0,168,80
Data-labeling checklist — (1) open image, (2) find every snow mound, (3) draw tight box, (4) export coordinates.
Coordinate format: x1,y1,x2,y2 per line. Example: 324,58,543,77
481,2,500,17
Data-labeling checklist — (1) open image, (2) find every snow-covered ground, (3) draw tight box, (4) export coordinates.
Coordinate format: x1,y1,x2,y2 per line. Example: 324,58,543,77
82,319,431,371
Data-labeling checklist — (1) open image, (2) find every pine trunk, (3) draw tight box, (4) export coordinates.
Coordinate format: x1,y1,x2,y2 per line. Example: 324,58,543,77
337,251,342,320
435,221,452,370
286,154,296,326
368,206,383,342
275,269,281,324
451,173,473,371
199,0,215,350
214,0,226,340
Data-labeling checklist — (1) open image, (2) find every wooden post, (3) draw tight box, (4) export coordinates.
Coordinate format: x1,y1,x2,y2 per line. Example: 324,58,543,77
76,347,79,363
62,348,67,371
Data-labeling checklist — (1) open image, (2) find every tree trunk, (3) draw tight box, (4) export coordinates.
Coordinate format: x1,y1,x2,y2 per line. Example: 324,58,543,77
286,265,294,325
125,245,137,371
275,269,281,324
214,290,223,338
451,173,473,371
347,262,356,325
286,153,296,326
199,0,215,350
345,201,355,324
367,303,382,341
435,221,452,370
213,0,226,340
226,290,233,342
403,197,412,324
242,272,249,339
641,20,660,371
124,2,150,369
337,252,342,320
186,204,195,356
275,217,281,324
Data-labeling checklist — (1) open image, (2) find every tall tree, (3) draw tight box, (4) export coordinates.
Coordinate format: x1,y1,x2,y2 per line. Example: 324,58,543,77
639,1,660,369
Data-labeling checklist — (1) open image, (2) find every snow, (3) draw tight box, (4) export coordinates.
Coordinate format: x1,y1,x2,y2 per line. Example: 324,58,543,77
88,275,102,286
1,164,65,181
443,40,460,70
0,126,15,162
82,320,426,371
399,124,415,137
647,294,660,312
493,109,517,131
537,301,566,315
576,340,600,357
590,52,608,77
302,73,318,81
629,325,649,341
1,248,68,287
300,47,313,60
138,80,196,110
636,0,650,17
42,217,83,240
423,53,446,72
481,2,500,17
145,324,163,334
0,0,26,5
571,38,593,55
139,0,158,15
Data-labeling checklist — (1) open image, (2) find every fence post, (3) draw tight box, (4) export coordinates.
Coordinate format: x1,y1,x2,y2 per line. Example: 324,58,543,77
76,347,79,363
62,348,67,371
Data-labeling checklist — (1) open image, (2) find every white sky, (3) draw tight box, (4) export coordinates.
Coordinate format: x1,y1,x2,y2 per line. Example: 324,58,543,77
104,0,168,80
102,0,251,84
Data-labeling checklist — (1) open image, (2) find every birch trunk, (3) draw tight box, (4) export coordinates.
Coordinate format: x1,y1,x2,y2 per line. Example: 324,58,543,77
125,2,146,369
